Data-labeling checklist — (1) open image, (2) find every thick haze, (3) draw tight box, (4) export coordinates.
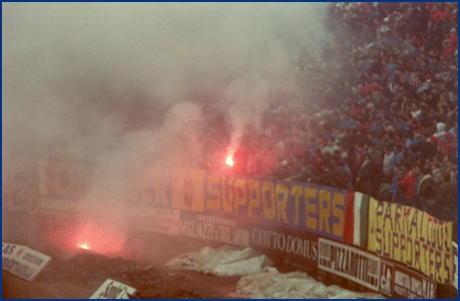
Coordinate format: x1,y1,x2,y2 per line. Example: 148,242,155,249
2,2,329,256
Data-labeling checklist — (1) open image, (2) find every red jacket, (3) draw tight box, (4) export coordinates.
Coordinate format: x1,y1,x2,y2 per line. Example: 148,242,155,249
398,171,419,199
430,9,442,25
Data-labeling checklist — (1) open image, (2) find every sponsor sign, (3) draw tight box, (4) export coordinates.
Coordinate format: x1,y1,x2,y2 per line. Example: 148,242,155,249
90,278,136,299
379,259,436,299
176,211,318,271
141,168,206,212
453,242,458,291
318,238,380,291
2,242,51,281
142,169,350,241
178,211,250,248
39,158,93,200
130,207,180,235
368,198,453,284
2,163,36,213
249,223,318,273
39,197,80,213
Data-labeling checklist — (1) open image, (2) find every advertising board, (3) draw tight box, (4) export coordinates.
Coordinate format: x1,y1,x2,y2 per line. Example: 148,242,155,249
2,242,52,281
90,278,136,299
2,163,38,214
176,211,318,272
318,238,380,291
130,207,180,235
39,197,80,214
379,259,437,299
39,158,93,200
178,211,251,248
248,222,318,273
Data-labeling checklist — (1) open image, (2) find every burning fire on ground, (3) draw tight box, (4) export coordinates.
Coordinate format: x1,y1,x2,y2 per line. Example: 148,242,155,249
44,218,127,257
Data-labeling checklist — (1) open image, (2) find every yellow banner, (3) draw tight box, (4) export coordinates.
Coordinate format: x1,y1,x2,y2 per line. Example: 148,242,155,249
171,168,205,212
368,198,453,284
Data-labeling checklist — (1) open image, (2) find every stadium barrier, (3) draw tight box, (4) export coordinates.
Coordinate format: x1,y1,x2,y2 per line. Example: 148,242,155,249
3,162,457,298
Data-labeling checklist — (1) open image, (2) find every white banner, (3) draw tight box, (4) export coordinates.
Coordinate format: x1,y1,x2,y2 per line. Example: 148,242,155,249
318,238,380,291
130,207,180,235
2,242,52,281
90,278,136,299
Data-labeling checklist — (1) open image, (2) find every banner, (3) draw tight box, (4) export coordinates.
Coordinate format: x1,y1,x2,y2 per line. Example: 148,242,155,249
39,158,93,200
2,242,52,281
39,197,80,214
453,242,458,291
2,163,38,214
379,259,437,298
142,169,350,242
178,211,251,248
204,174,348,241
130,207,180,235
177,211,318,272
249,223,318,273
318,238,380,291
368,198,453,284
343,192,369,248
141,168,206,212
90,278,136,299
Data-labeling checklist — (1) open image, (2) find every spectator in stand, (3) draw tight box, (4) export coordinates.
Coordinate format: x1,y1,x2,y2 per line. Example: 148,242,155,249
216,2,458,222
390,164,405,202
267,158,292,181
322,136,340,155
382,145,395,181
356,154,378,196
430,5,443,26
388,143,403,172
434,171,458,222
308,156,353,190
417,166,438,214
397,162,422,206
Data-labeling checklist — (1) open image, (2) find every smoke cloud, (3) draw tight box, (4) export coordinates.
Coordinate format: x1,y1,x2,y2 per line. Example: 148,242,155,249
2,2,329,258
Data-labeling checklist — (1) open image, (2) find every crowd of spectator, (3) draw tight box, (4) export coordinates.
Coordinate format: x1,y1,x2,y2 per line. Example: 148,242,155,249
198,3,458,224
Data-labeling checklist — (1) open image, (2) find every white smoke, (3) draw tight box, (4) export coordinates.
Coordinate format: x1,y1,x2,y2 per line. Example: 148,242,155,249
2,2,330,256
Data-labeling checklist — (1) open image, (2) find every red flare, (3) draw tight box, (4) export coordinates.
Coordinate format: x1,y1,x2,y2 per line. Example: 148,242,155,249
226,156,234,166
77,242,91,251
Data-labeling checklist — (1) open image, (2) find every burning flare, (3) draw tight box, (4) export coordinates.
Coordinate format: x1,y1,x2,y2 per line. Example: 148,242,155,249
226,156,234,166
226,145,236,166
77,242,91,251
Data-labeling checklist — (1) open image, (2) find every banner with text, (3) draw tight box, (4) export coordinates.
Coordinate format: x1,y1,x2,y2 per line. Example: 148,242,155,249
368,198,453,285
130,207,181,235
453,242,458,291
141,168,350,242
2,242,52,281
177,211,318,273
249,223,318,274
90,278,136,299
318,238,380,291
38,158,93,201
379,258,437,298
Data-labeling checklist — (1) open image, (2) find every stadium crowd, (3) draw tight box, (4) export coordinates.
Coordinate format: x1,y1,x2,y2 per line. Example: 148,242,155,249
199,3,458,223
